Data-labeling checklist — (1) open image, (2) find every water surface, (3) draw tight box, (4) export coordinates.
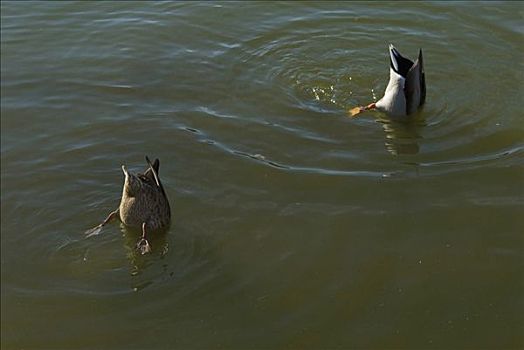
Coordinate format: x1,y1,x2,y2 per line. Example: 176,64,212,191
1,2,523,349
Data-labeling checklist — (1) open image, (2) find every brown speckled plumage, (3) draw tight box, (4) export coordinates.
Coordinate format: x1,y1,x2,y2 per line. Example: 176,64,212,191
85,156,171,254
120,158,171,231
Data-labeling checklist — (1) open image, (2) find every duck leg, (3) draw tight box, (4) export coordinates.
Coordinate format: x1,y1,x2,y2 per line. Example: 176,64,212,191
348,103,376,118
136,222,152,255
85,209,119,237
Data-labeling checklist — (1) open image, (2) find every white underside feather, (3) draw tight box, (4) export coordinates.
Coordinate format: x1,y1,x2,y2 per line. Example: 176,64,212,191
375,68,407,118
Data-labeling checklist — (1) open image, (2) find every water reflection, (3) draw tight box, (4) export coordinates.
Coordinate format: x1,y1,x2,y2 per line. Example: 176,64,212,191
377,115,424,155
120,224,169,277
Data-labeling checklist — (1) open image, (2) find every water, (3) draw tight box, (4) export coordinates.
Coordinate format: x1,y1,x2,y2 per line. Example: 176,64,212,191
1,2,523,349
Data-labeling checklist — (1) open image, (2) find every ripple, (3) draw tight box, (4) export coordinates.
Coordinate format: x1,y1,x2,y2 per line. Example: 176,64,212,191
2,3,523,347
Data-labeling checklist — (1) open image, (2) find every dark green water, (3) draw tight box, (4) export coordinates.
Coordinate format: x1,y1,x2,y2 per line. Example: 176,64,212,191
1,2,523,349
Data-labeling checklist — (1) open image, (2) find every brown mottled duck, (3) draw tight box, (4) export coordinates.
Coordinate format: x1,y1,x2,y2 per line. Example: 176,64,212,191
85,156,171,254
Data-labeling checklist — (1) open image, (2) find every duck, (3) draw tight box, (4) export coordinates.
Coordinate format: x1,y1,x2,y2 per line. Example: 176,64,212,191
85,156,171,255
349,44,426,119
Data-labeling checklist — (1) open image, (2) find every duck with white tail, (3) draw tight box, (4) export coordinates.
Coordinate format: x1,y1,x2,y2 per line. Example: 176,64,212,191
349,44,426,119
